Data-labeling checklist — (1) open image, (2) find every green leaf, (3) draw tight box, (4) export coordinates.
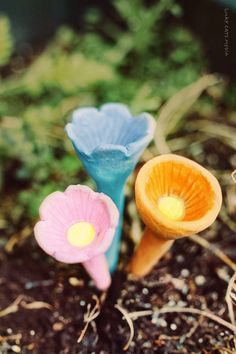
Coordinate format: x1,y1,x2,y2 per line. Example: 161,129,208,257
154,74,221,154
0,15,13,67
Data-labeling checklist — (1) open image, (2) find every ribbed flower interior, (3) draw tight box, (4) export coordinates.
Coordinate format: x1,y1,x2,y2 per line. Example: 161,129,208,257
146,161,215,221
72,109,149,151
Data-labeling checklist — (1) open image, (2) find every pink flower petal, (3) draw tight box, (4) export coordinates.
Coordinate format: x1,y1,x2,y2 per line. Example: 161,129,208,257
64,185,93,221
39,191,76,227
98,192,119,228
92,227,116,256
34,220,91,263
35,185,119,264
65,185,119,240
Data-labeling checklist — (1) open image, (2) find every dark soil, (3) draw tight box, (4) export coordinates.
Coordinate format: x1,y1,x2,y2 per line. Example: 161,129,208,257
0,217,236,354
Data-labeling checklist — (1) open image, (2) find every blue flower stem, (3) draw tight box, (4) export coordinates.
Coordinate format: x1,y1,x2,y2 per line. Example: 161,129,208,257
96,179,125,273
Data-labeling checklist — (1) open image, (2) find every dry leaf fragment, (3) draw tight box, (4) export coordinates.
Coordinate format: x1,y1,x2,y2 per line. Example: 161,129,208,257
0,295,23,318
21,301,53,310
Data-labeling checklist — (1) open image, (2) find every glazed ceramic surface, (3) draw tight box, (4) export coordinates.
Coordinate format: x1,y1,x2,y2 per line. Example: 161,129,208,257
130,154,222,277
135,154,222,239
34,185,118,263
34,185,119,290
66,103,156,272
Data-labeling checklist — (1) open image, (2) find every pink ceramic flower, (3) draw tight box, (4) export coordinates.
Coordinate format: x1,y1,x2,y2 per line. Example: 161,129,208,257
34,185,119,290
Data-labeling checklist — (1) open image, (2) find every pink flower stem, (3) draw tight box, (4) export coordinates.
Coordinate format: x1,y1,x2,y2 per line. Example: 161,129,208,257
83,254,111,291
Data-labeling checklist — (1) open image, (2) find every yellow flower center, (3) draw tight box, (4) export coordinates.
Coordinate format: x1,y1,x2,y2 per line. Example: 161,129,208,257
67,222,96,247
158,196,185,221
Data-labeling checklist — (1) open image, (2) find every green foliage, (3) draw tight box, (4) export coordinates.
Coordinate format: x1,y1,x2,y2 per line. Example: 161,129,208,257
154,74,220,154
0,0,211,224
0,15,13,67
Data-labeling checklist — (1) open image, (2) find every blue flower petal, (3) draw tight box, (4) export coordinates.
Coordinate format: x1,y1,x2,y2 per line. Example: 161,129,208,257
72,107,99,123
125,112,156,155
66,103,155,159
100,103,131,120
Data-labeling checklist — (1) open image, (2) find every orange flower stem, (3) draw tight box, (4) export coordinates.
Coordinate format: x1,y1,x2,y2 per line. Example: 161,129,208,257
129,227,173,277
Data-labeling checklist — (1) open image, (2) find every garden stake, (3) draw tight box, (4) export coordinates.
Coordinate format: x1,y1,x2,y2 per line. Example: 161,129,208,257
34,185,119,290
66,103,155,272
129,154,222,277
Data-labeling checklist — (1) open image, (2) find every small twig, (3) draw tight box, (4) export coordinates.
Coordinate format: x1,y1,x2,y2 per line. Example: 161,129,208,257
191,234,236,272
226,272,236,326
124,309,152,320
21,301,53,310
0,295,24,318
182,314,203,340
115,303,236,351
77,293,106,343
230,293,236,305
127,307,236,334
115,303,134,351
0,296,53,318
77,298,99,343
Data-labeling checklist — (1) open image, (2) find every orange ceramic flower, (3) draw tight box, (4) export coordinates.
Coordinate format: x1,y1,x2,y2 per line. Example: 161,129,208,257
129,154,222,277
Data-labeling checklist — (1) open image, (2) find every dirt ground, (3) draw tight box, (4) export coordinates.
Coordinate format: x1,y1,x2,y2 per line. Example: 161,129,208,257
0,213,236,354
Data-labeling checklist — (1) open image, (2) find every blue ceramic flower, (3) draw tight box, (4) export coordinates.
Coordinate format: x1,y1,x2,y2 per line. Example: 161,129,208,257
65,103,156,272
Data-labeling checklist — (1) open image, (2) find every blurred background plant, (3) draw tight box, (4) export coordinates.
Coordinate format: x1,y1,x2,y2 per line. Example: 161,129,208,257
0,0,235,242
